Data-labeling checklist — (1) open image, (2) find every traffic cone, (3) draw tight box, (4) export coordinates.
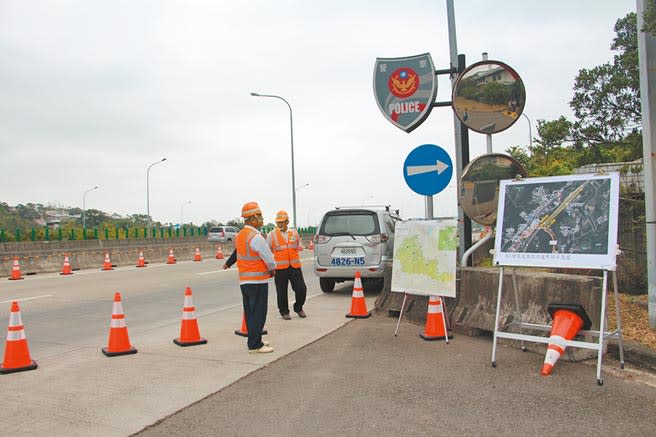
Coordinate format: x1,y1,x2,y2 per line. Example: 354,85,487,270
308,240,314,250
0,301,37,374
346,271,371,318
173,287,207,346
60,254,73,275
215,246,225,259
541,303,591,376
167,248,176,264
102,252,113,271
8,257,23,281
136,251,146,268
193,247,202,262
234,313,268,337
102,292,137,357
420,295,453,341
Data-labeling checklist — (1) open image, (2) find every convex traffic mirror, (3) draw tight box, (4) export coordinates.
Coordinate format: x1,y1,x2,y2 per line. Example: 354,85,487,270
459,153,528,226
452,60,525,134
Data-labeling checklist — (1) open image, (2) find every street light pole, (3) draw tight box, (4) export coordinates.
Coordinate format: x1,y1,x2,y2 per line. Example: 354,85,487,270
146,157,167,235
521,112,533,150
82,185,98,229
250,92,297,228
180,201,191,226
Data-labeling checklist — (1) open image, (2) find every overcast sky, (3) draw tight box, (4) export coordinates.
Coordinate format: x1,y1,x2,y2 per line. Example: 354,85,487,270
0,0,636,227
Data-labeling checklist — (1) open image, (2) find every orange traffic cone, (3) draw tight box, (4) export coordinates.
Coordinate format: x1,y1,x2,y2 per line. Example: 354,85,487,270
541,303,591,376
0,301,37,374
102,252,113,271
420,295,453,341
167,248,176,264
346,271,371,318
60,254,73,275
215,246,225,260
102,292,137,357
8,257,23,281
308,239,314,250
136,251,146,268
234,313,268,337
193,247,202,262
173,287,207,346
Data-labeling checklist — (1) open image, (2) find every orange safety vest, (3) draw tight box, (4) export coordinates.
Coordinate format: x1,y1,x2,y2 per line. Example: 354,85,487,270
236,227,270,282
271,227,301,270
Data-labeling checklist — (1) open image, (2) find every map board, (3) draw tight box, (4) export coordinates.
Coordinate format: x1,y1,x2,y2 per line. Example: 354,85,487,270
391,219,457,297
493,172,620,270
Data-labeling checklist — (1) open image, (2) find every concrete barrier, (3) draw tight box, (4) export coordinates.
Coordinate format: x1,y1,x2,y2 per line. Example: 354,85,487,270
0,239,235,277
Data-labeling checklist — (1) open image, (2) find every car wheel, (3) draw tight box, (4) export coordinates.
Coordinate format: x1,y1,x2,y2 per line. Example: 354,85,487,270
365,278,384,293
320,278,335,293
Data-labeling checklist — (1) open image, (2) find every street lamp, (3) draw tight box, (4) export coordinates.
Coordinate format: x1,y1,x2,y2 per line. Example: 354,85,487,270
180,200,191,226
82,185,99,229
146,157,167,234
250,92,298,228
295,183,309,192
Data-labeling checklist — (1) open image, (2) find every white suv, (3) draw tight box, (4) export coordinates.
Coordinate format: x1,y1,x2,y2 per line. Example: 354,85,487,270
207,226,239,243
313,206,401,293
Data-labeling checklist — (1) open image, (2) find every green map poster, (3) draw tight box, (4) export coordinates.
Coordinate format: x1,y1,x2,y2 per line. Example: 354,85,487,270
391,219,457,297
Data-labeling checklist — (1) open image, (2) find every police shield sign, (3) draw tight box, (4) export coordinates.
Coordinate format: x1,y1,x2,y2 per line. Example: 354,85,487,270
373,53,437,133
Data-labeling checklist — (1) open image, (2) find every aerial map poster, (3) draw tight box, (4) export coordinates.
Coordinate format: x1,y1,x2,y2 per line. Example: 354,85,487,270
391,219,457,297
493,172,620,270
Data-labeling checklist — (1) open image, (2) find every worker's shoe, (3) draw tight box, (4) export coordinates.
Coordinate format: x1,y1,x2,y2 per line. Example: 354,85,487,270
262,340,270,346
249,345,274,354
281,313,292,320
295,310,307,318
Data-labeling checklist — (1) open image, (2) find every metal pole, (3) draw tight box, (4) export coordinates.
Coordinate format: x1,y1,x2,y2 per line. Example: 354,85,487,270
637,0,656,327
146,158,167,235
82,185,98,229
250,92,297,228
521,112,533,149
446,0,467,259
181,201,191,226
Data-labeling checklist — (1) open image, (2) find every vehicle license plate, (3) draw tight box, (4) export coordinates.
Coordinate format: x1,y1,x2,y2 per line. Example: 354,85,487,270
331,247,365,266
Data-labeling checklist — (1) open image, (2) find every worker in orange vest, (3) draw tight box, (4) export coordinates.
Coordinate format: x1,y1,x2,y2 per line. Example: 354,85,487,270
236,202,276,353
267,210,307,320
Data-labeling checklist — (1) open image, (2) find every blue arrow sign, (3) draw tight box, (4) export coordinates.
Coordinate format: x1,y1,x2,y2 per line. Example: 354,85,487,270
403,144,453,196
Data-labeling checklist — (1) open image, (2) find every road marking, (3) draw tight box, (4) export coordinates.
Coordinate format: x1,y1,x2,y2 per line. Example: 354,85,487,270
0,294,52,304
197,269,234,275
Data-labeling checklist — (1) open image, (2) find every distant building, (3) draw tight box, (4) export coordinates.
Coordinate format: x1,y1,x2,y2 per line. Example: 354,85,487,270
574,158,644,194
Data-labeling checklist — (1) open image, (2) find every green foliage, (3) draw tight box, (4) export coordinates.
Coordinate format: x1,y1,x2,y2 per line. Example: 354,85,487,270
642,0,656,34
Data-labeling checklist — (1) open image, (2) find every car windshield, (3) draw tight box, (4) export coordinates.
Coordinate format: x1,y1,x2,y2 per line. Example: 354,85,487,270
321,212,378,236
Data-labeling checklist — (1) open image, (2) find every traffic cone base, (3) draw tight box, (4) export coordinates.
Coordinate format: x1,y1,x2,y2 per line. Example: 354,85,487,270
102,346,137,357
234,313,268,337
345,272,371,318
173,338,208,347
1,301,37,374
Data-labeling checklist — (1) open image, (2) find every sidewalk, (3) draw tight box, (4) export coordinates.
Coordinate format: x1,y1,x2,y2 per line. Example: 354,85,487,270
137,313,656,436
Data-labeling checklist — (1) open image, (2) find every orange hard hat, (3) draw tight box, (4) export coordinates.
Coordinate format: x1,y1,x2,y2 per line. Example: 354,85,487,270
241,202,262,218
275,210,289,222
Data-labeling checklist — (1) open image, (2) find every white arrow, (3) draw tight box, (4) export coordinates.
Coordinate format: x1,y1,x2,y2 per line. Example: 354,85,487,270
406,160,449,176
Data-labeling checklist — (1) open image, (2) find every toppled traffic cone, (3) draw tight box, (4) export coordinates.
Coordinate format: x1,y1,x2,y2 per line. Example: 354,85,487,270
173,287,207,347
193,247,202,262
541,303,591,376
102,252,113,271
0,301,37,374
136,251,146,268
102,292,137,357
60,254,73,275
420,295,453,341
234,312,268,337
308,240,314,250
8,257,23,281
345,271,371,318
167,248,176,264
215,246,225,259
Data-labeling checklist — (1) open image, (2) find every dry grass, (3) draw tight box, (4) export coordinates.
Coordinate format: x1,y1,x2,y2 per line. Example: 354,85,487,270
607,293,656,349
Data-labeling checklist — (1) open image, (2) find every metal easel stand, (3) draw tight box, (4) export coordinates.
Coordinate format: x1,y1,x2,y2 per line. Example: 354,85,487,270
490,266,625,386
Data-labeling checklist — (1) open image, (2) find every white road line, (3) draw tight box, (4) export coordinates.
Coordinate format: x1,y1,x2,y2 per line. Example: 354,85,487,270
0,294,53,304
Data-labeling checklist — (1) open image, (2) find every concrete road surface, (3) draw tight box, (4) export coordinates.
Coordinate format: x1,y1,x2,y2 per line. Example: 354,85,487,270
136,315,656,437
